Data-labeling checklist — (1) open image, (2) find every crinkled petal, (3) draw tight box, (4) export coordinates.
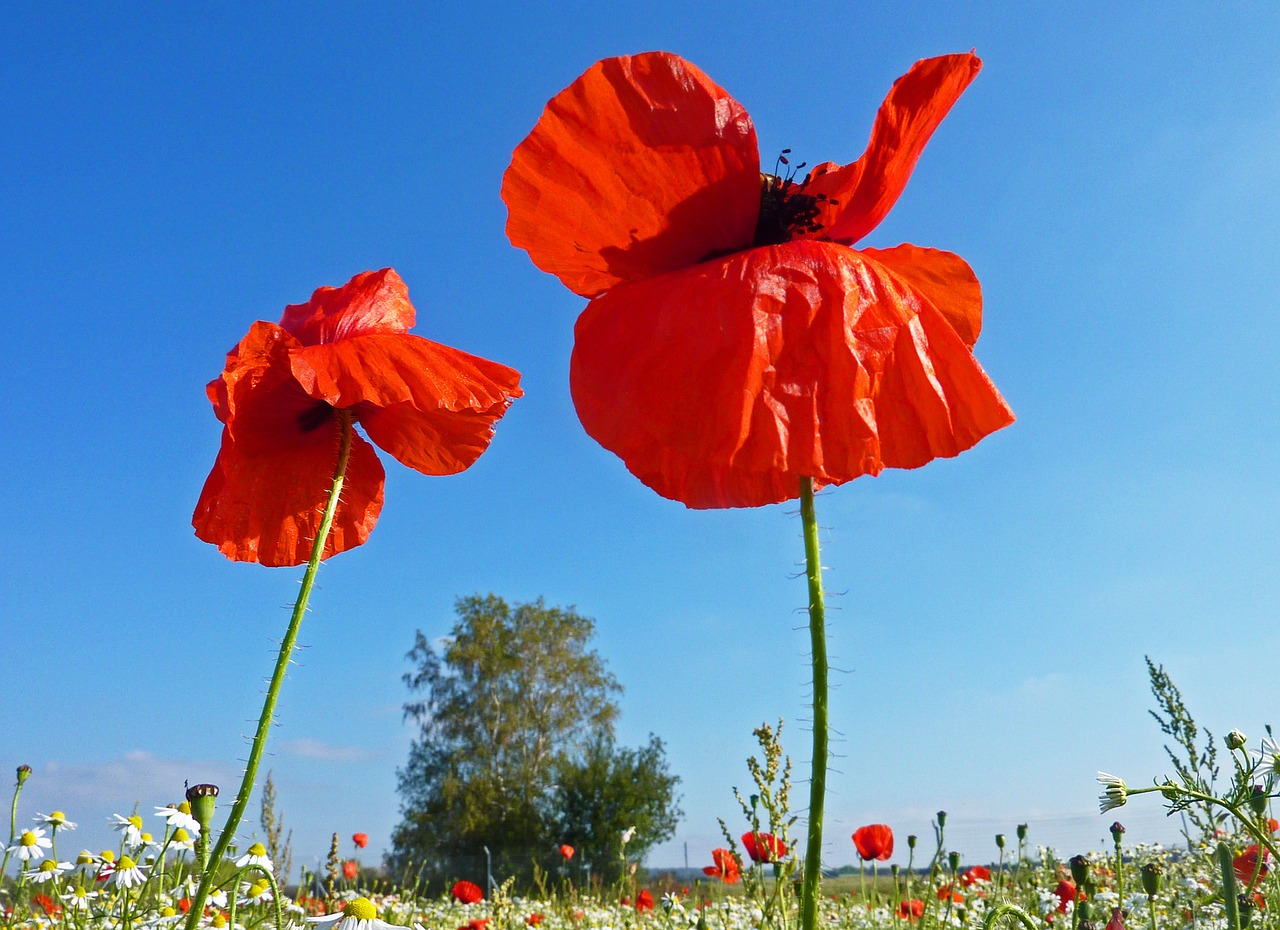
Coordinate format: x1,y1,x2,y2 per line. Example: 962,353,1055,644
288,334,522,474
862,244,982,346
503,51,760,298
570,240,1013,509
803,54,981,245
278,269,415,346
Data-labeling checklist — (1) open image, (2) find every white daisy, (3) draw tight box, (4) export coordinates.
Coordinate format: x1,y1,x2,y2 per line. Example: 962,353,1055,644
34,811,77,831
28,858,73,884
110,813,146,846
63,887,98,911
170,828,196,851
241,877,274,904
155,802,201,836
1097,772,1127,813
307,896,411,930
110,854,147,889
235,842,273,871
1250,735,1280,780
620,826,636,846
9,827,53,862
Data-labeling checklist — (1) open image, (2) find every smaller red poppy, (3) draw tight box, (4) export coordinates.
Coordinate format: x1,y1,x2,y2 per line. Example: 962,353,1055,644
527,915,545,927
178,899,192,914
741,831,787,864
1105,907,1125,930
619,896,631,906
899,899,925,921
1053,880,1077,913
1270,818,1279,834
342,860,358,880
558,843,575,860
636,889,654,912
961,865,991,886
852,824,894,861
352,832,369,849
702,848,741,884
452,880,484,904
34,894,60,917
1234,844,1269,884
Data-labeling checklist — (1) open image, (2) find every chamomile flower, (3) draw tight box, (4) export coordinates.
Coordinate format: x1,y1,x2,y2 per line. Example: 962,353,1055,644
110,854,147,889
307,896,411,930
242,877,274,904
9,827,53,861
1097,772,1128,813
28,858,73,884
1249,736,1280,781
63,887,98,911
155,802,201,836
110,813,146,846
34,811,77,831
170,828,196,851
235,842,273,871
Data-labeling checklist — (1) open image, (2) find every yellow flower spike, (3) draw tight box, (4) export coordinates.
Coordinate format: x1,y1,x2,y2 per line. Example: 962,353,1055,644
343,898,378,921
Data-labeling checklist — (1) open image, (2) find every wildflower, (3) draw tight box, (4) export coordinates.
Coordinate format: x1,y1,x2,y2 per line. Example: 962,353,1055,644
343,859,359,880
899,899,925,921
852,824,894,861
1053,880,1078,913
193,269,522,566
111,855,147,889
156,802,201,835
307,896,410,930
10,827,53,861
353,833,369,849
110,813,145,846
34,811,76,831
557,843,575,860
702,848,741,884
621,826,636,845
961,865,992,886
33,893,61,917
741,831,787,864
242,878,273,903
236,842,273,871
28,859,72,883
1228,729,1249,750
171,828,196,851
503,52,1012,509
526,916,544,927
1097,773,1128,813
636,889,654,912
451,880,484,904
1234,844,1269,884
64,887,96,911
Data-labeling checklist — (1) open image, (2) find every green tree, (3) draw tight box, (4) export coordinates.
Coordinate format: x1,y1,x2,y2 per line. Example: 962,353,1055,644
391,594,681,884
552,734,682,883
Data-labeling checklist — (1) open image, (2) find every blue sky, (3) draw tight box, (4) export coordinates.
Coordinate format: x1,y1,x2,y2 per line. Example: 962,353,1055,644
4,2,1280,874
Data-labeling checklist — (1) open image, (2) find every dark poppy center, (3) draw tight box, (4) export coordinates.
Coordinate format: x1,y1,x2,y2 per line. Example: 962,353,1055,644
296,400,335,433
752,151,836,247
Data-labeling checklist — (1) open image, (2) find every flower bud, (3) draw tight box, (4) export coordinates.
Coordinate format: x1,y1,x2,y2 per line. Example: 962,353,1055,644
995,834,1006,850
16,765,31,786
1110,822,1125,842
185,784,219,834
1227,729,1248,751
948,851,961,872
1016,823,1028,841
1250,784,1268,817
1140,861,1163,897
907,835,918,850
936,811,947,828
1069,854,1092,887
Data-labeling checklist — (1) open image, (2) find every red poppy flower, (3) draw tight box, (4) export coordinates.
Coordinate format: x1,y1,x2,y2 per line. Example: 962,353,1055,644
741,831,787,863
341,860,358,880
352,832,368,849
961,865,991,886
852,824,894,861
702,847,742,884
504,52,1011,509
527,915,545,927
451,880,484,904
636,889,654,912
1235,844,1269,884
1053,880,1077,913
899,899,925,921
193,268,522,566
558,843,575,860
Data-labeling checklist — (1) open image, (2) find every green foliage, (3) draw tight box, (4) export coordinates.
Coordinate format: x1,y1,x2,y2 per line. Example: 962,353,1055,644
389,594,678,886
1145,655,1224,840
552,734,682,883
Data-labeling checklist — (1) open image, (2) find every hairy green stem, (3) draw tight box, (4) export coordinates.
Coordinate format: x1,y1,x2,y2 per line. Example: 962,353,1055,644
983,903,1040,930
798,476,828,930
1218,842,1241,930
182,413,353,930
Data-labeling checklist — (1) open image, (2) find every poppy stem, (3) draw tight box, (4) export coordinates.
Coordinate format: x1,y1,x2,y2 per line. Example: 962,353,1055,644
798,475,827,930
182,412,354,930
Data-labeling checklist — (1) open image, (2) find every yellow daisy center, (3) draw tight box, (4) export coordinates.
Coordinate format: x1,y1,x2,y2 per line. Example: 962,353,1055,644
248,842,267,856
19,831,36,847
249,879,270,896
212,914,228,928
141,833,153,843
178,801,192,815
76,851,93,865
39,860,58,873
50,811,66,824
174,829,191,843
128,815,143,830
100,850,116,862
343,897,377,921
162,907,177,917
118,855,137,869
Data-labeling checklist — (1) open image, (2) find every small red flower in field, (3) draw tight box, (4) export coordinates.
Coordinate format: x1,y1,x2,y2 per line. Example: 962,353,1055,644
1235,844,1269,884
1105,907,1125,930
352,832,368,849
452,880,484,904
457,920,489,930
558,843,575,860
702,847,741,884
527,915,545,927
936,884,963,903
852,824,894,861
179,898,191,914
899,899,925,921
1269,817,1279,833
1053,880,1077,913
741,831,787,863
619,896,631,907
341,859,358,880
193,268,523,567
34,894,60,917
961,865,991,886
636,889,654,912
1254,892,1267,910
504,52,1011,509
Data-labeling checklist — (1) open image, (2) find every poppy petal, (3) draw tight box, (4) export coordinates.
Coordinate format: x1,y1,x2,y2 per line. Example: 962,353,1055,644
862,244,982,346
278,268,416,346
804,54,981,245
289,334,523,474
503,51,760,299
570,240,1012,509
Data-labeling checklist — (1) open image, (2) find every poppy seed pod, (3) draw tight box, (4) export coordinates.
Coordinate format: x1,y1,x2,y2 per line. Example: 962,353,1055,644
185,784,219,834
995,833,1006,849
1070,854,1092,887
1140,862,1163,897
1017,823,1028,841
936,811,948,828
1110,822,1125,841
16,765,31,786
948,851,961,872
1250,784,1268,816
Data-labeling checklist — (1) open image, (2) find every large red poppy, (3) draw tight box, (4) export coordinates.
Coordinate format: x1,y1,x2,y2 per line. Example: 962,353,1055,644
702,847,742,884
852,824,894,861
504,52,1012,509
193,269,522,567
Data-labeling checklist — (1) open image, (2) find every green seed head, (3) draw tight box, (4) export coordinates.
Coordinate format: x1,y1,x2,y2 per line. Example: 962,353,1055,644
16,765,31,786
1069,854,1091,886
1140,861,1163,897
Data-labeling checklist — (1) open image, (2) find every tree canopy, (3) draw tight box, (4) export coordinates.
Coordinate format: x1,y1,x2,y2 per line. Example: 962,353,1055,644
389,594,680,884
